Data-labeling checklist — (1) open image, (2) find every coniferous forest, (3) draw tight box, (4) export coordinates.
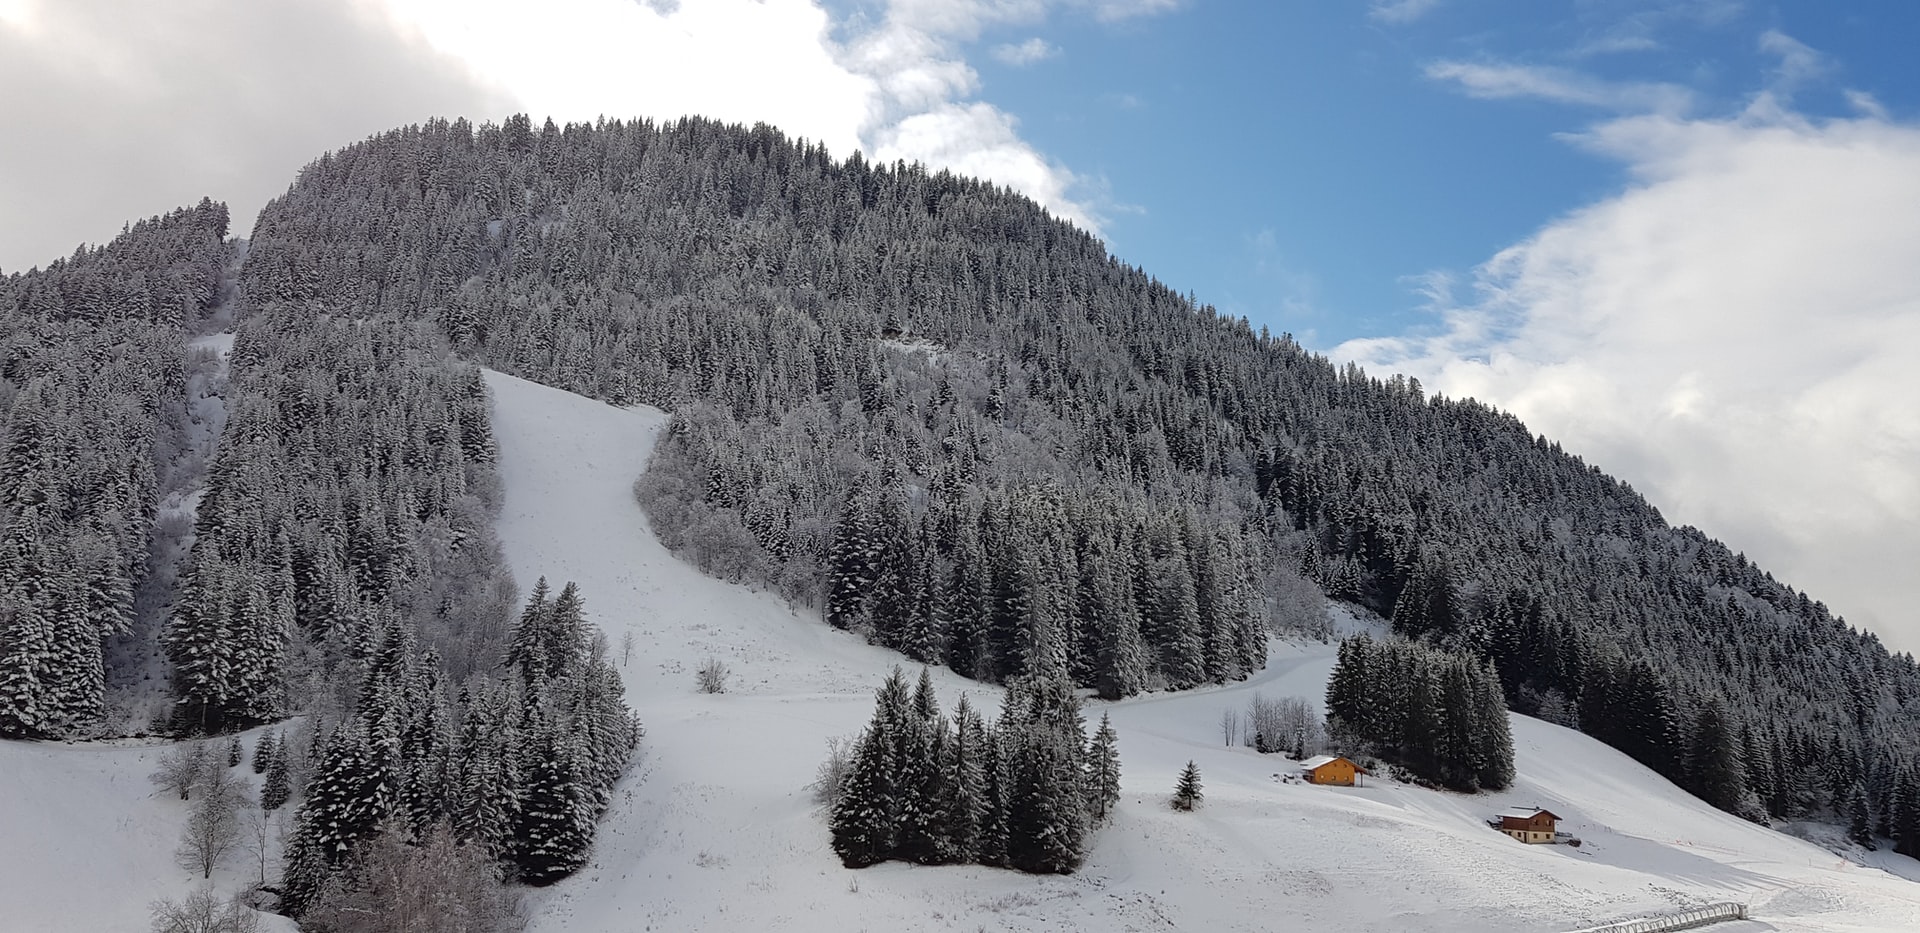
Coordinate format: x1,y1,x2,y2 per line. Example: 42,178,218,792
5,111,1920,906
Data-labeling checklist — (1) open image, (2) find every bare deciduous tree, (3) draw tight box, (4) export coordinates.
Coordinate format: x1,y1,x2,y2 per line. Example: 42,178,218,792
1219,707,1242,747
177,771,247,879
809,735,855,807
149,886,260,933
240,806,280,890
304,821,523,933
1246,693,1325,758
151,742,212,801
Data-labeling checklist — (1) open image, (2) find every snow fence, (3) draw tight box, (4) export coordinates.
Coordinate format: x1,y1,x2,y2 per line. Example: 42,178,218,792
1565,902,1748,933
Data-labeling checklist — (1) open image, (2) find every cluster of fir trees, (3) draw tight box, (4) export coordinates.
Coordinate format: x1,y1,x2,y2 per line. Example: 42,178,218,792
252,729,294,812
0,200,231,738
164,311,508,733
832,667,1120,875
820,480,1263,698
1324,633,1514,793
281,580,639,915
233,115,1920,831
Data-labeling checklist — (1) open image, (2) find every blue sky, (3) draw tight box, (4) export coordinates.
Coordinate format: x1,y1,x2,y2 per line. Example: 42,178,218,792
924,0,1920,347
3,0,1917,653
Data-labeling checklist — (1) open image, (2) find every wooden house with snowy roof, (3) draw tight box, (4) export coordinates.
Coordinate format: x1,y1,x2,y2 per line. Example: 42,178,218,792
1492,807,1561,844
1299,755,1367,786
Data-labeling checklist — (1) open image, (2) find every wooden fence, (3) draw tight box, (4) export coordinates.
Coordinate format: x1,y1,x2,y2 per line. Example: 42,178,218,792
1564,902,1748,933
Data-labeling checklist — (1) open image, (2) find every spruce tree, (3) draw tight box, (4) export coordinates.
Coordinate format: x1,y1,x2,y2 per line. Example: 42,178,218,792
1846,782,1873,848
829,725,897,868
1172,761,1203,811
511,713,593,885
945,695,988,862
252,730,278,774
1687,698,1747,813
261,745,291,812
1086,712,1121,824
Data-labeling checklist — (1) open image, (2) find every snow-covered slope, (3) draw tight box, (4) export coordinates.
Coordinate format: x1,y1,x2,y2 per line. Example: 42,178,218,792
481,370,1920,933
0,730,298,933
4,369,1916,932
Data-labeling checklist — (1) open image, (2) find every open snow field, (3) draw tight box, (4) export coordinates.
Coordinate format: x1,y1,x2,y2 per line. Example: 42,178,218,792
479,370,1920,933
4,369,1917,932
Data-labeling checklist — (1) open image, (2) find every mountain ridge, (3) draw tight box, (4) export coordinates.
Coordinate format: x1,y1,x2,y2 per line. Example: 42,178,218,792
2,113,1919,923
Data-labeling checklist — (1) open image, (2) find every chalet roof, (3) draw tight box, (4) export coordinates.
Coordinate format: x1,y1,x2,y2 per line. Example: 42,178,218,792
1298,755,1368,774
1496,807,1561,822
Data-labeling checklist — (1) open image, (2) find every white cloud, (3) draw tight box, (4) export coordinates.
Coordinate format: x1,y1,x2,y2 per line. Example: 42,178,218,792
367,0,1139,233
1758,28,1826,93
993,37,1059,66
372,0,876,157
870,102,1100,229
1337,110,1920,655
1426,60,1694,115
1075,0,1184,23
0,0,515,272
1846,89,1889,121
1,0,1157,271
1369,0,1441,25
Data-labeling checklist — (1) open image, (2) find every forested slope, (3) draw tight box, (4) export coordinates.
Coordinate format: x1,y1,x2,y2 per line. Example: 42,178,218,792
5,113,1916,847
0,200,230,738
1,191,641,913
229,114,1920,838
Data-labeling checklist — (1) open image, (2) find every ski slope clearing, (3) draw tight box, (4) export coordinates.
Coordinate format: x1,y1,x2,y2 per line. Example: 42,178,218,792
483,369,1920,933
0,731,298,933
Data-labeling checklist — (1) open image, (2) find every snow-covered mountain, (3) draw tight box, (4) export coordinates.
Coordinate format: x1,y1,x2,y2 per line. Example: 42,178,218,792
8,368,1913,932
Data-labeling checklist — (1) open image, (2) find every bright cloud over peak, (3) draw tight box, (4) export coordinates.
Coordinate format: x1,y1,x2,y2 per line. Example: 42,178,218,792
1337,105,1920,651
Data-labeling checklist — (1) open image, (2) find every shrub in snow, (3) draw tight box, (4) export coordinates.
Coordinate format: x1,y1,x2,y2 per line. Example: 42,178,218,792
149,886,261,933
697,658,730,694
810,735,855,807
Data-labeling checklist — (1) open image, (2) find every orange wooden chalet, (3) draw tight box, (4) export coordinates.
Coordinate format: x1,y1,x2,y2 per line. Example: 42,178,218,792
1492,807,1561,844
1299,755,1368,786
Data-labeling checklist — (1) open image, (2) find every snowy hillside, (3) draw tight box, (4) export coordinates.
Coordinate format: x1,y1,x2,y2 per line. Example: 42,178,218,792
479,371,1920,933
4,369,1917,932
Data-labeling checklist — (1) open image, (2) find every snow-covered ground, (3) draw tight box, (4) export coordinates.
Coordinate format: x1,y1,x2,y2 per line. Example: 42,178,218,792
0,730,298,933
5,368,1918,932
480,371,1920,933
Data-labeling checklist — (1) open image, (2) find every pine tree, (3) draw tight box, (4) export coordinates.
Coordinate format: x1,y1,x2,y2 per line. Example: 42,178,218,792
1891,767,1920,858
1846,782,1873,848
252,730,278,774
452,682,522,860
944,695,988,862
1172,760,1203,811
829,725,897,868
261,744,292,812
511,711,594,885
1086,712,1121,824
1687,698,1747,813
1472,659,1515,791
893,669,950,864
281,725,390,914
